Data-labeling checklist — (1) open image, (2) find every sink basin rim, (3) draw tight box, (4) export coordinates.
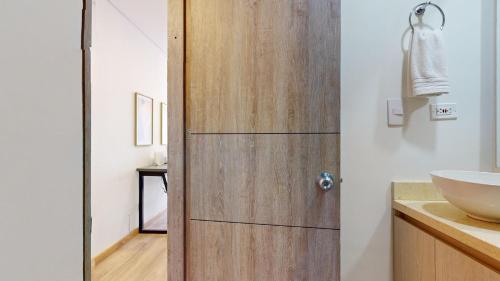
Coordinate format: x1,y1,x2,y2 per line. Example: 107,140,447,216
430,170,500,188
430,170,500,223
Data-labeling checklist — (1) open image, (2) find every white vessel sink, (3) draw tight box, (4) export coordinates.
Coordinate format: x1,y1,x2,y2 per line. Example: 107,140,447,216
430,170,500,223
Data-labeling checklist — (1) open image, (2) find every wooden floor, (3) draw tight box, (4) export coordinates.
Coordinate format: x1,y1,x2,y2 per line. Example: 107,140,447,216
144,209,167,230
93,234,167,281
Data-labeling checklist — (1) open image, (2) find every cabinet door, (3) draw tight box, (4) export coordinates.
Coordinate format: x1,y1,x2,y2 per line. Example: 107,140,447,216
436,240,500,281
394,217,436,281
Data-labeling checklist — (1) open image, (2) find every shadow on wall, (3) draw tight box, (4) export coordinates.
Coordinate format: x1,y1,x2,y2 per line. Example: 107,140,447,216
343,185,394,281
373,23,437,153
400,24,436,150
479,0,496,171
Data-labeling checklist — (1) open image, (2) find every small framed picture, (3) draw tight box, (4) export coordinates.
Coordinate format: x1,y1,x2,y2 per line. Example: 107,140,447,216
161,102,168,145
135,93,154,146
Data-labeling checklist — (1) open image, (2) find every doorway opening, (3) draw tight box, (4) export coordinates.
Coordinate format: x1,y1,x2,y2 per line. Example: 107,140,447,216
84,0,340,280
84,0,172,280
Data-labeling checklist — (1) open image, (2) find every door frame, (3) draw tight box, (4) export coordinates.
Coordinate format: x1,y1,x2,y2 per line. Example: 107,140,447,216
82,0,187,280
167,0,187,280
82,0,92,280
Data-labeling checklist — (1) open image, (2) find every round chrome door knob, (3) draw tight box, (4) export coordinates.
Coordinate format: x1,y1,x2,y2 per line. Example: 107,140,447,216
316,172,335,192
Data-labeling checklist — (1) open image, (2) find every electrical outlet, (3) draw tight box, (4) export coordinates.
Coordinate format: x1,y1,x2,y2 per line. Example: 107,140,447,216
430,103,457,120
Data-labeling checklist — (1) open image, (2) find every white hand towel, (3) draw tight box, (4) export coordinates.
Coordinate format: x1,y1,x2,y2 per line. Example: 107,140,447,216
410,27,450,96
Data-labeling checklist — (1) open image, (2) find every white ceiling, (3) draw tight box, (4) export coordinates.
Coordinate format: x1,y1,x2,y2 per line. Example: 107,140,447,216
108,0,167,53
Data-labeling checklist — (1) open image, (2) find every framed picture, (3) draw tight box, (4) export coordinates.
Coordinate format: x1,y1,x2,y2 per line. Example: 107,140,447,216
135,93,154,146
161,102,168,145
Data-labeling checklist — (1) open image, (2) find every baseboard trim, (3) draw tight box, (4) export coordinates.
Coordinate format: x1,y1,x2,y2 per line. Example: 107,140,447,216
92,228,139,265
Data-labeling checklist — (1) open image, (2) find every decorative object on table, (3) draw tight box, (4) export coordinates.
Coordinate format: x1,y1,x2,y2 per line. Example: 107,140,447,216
154,151,166,166
161,102,168,145
135,93,154,146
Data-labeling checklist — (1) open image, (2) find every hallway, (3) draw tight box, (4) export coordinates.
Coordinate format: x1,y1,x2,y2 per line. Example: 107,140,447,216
93,234,167,281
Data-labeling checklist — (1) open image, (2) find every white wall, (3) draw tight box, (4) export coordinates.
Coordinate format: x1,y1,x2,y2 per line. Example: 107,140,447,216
482,0,497,171
0,1,83,281
341,1,495,280
91,0,167,255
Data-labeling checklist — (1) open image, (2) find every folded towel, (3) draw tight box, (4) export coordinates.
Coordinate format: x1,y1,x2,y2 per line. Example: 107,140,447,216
409,27,450,96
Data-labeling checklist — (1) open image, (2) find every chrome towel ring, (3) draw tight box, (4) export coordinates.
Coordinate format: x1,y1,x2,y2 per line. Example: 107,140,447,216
409,1,446,32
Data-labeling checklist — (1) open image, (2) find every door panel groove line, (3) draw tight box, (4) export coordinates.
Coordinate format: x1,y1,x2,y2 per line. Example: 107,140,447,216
189,132,341,135
190,219,341,230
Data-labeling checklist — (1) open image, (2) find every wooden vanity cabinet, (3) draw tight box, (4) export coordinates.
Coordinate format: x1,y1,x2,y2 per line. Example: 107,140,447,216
394,216,500,281
435,240,500,281
394,216,436,281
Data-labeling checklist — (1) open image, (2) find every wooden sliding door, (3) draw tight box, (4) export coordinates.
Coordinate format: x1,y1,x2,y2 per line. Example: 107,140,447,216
185,0,341,280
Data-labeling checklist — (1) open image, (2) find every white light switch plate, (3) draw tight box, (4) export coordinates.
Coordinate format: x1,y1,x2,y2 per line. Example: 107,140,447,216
387,99,404,126
430,103,458,120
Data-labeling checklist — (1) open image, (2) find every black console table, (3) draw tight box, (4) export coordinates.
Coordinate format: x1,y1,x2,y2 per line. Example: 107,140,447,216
136,165,168,234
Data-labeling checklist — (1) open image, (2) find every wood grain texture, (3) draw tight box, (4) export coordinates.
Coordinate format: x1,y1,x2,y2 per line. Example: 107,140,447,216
94,234,167,281
167,0,185,280
394,217,436,281
436,240,500,281
185,0,341,278
187,220,339,281
188,134,340,229
186,0,340,133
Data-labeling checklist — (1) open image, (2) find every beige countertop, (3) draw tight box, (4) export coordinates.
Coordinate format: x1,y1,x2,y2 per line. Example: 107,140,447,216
393,182,500,265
